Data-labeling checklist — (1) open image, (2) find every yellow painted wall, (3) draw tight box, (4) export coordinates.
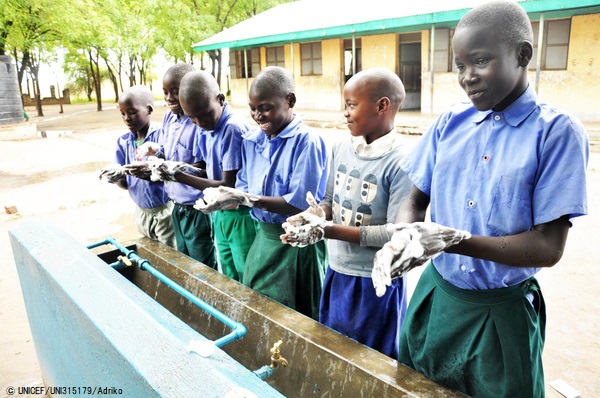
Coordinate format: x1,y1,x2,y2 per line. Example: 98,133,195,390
229,12,600,120
534,14,600,120
292,39,344,111
419,29,466,115
229,40,344,111
362,34,398,72
421,14,600,120
230,76,254,108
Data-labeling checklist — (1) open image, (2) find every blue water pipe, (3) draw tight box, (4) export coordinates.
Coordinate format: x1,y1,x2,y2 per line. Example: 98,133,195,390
87,237,246,348
253,365,275,380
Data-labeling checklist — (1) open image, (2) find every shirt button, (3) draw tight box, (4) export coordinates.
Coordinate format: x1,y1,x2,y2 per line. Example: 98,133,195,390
468,200,475,207
460,265,467,271
483,155,490,162
494,115,501,121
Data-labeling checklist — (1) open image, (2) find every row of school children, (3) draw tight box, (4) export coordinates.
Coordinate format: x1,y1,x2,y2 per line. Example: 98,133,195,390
99,2,589,396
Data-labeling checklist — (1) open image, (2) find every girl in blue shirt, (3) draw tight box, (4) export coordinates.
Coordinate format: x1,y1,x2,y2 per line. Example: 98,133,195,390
393,2,589,397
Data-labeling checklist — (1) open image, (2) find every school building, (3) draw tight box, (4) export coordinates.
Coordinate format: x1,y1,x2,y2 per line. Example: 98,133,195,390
193,0,600,121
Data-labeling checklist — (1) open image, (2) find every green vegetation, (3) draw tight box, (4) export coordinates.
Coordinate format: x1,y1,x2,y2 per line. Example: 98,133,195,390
0,0,291,114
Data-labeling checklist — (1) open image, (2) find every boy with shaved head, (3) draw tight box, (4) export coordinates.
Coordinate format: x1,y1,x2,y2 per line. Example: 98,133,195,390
240,66,329,320
193,66,329,320
99,85,175,248
168,70,257,281
381,1,589,396
280,68,412,357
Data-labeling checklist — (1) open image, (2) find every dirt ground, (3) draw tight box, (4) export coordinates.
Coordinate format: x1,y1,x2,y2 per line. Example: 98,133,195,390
0,102,598,397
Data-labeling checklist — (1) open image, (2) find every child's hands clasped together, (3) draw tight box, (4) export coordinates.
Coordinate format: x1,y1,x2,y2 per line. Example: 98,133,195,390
372,222,471,297
280,192,332,247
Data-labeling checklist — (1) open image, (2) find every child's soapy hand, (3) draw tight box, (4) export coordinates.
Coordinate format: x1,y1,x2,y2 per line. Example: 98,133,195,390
280,192,332,247
151,159,202,182
136,142,163,159
122,161,152,180
194,186,260,213
372,222,471,297
98,163,125,183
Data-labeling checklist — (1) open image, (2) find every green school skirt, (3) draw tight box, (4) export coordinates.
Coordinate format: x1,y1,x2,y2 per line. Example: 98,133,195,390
171,203,216,269
399,263,546,398
243,222,327,320
213,207,258,282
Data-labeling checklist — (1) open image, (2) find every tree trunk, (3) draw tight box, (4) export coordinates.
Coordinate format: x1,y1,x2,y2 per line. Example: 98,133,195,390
31,76,43,117
88,51,102,111
105,58,119,102
209,51,216,76
128,57,136,86
216,49,222,89
14,48,29,95
118,57,124,93
29,63,44,117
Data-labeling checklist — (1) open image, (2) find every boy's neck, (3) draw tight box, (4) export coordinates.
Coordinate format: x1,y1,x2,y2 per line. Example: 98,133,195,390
134,124,150,140
364,123,394,145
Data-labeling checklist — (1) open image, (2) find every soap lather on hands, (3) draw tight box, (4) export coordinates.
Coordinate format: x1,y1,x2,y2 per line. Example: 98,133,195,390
122,156,203,182
194,186,260,213
280,192,332,248
372,222,471,297
98,163,125,183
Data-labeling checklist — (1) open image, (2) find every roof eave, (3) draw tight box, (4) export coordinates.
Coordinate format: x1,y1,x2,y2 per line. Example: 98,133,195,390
192,1,600,53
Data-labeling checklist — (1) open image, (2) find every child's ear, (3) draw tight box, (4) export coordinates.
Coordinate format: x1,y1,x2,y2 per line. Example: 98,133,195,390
377,97,391,114
517,41,533,67
147,105,154,114
217,93,225,105
286,93,297,108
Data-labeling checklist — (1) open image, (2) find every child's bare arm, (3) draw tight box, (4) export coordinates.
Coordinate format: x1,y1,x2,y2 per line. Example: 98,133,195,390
175,169,237,191
395,185,430,223
254,196,303,216
446,215,571,268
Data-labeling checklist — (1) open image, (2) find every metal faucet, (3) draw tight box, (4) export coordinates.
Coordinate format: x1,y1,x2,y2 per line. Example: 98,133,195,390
270,340,288,369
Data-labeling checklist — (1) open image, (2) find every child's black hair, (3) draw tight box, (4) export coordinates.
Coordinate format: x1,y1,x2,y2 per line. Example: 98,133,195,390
164,63,196,83
120,85,154,107
179,71,220,104
348,68,405,111
456,0,533,47
250,66,295,99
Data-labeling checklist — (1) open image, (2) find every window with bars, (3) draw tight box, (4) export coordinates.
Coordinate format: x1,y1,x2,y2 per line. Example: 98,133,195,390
229,48,261,78
266,46,285,67
300,42,322,76
529,19,571,70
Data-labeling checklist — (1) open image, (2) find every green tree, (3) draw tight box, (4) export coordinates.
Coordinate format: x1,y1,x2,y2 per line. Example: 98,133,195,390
1,0,69,115
153,0,215,64
201,0,292,87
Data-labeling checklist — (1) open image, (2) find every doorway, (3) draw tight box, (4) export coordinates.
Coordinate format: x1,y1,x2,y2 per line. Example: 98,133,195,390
399,34,422,110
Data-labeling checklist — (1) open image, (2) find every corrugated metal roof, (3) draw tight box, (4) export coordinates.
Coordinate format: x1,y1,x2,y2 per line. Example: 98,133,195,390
193,0,600,52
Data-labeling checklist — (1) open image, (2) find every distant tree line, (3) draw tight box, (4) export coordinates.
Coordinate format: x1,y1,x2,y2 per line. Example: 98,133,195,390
0,0,291,115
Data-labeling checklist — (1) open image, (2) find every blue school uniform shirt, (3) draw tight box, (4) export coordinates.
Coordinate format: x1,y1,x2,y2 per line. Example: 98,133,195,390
192,103,246,180
161,110,205,206
401,85,589,290
236,115,329,224
115,124,170,209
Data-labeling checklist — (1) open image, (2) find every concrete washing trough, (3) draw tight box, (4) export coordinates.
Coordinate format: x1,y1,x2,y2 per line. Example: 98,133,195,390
9,220,464,397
